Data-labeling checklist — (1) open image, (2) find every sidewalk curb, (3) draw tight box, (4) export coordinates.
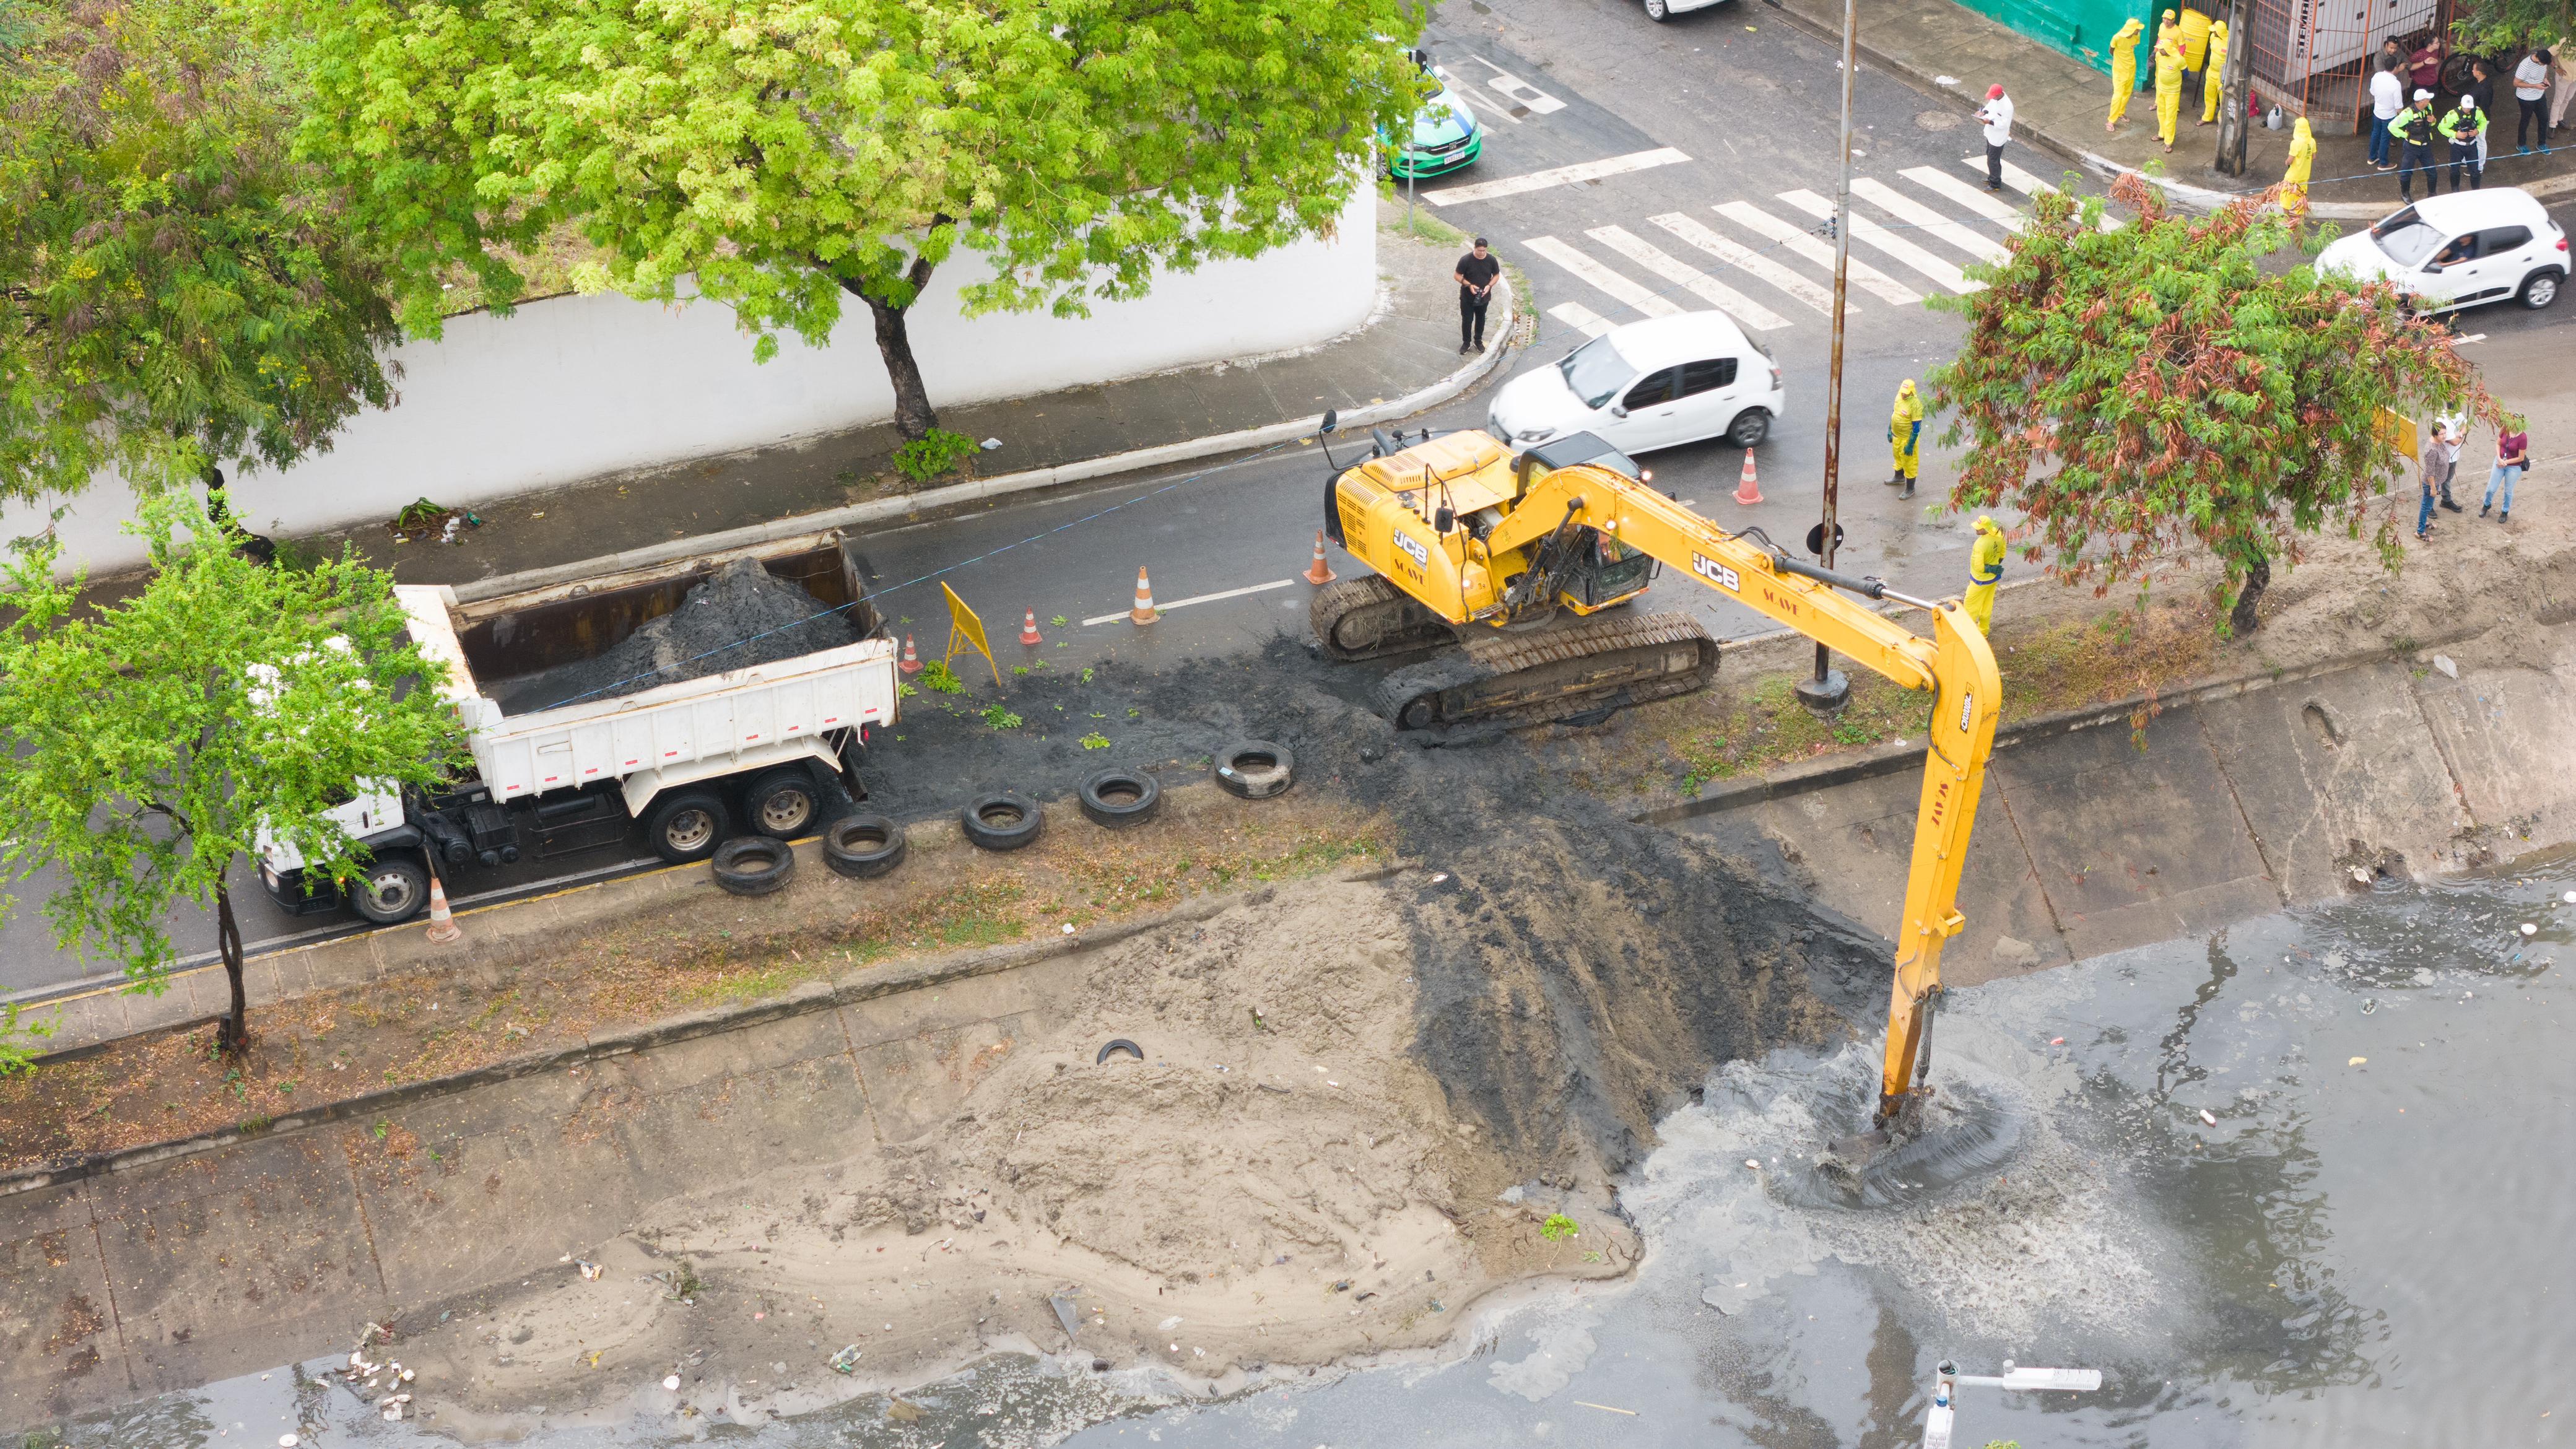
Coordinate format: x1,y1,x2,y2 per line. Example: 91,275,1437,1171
0,863,1404,1200
1633,644,2416,826
450,280,1521,606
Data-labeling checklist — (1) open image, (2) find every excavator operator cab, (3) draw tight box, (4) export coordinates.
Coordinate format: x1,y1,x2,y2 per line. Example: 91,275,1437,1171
1513,431,1644,495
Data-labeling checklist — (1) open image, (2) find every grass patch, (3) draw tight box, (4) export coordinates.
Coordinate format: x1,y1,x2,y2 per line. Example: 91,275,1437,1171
1673,673,1934,796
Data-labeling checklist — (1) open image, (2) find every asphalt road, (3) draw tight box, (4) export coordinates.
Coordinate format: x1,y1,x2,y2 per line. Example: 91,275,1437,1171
6,0,2569,997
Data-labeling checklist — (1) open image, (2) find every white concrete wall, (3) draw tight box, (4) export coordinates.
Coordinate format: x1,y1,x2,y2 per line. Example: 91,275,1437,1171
11,186,1377,575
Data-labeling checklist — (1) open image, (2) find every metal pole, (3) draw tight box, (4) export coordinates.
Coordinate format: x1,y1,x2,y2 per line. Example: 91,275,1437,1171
1798,0,1858,715
1407,164,1416,234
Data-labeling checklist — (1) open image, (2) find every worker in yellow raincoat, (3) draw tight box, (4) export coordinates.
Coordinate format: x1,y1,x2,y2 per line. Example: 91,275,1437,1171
1964,517,2006,635
2107,17,2145,131
2280,116,2315,214
2201,19,2229,123
1888,380,1925,497
2154,15,2187,151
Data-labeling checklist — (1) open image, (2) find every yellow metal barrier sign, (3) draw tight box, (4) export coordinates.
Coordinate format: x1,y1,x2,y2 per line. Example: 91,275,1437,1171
941,581,1001,685
2377,407,2419,463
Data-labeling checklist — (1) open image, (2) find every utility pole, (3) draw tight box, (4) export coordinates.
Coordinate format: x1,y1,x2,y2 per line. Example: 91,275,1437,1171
1921,1359,2104,1448
2213,0,2255,176
1798,0,1860,716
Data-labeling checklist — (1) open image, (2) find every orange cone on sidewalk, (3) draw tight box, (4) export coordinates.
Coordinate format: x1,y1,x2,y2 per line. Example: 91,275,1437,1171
424,875,461,944
899,634,922,674
1129,567,1160,626
1733,450,1764,507
1019,609,1044,646
1303,532,1337,585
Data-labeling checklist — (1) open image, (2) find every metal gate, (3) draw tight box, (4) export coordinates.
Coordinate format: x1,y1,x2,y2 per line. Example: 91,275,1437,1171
2242,0,2448,130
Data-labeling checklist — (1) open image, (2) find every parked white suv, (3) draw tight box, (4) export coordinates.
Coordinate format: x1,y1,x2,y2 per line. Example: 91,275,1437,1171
2317,188,2567,312
1489,311,1785,456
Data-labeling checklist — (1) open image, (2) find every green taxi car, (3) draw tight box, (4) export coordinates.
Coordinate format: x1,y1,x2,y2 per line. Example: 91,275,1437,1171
1387,59,1482,181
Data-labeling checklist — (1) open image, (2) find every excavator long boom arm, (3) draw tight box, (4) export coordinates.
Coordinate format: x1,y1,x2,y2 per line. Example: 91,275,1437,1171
1499,464,2004,1125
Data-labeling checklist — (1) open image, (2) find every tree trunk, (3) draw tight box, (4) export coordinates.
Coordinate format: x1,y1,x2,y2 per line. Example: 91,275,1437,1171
2213,0,2255,175
214,877,250,1055
861,292,939,442
2229,554,2270,635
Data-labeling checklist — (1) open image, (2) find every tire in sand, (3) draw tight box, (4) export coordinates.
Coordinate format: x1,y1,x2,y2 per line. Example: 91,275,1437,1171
1079,768,1162,827
1212,741,1296,799
822,814,907,878
962,792,1043,851
1308,574,1453,662
711,836,796,896
1375,609,1718,731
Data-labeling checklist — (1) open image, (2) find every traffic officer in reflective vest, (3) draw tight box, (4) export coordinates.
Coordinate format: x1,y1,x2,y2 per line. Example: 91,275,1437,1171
2393,89,2439,202
1964,516,2006,635
2439,94,2486,190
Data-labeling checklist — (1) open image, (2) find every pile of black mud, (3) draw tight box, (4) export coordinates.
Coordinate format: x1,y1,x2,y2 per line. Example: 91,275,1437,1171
858,629,1891,1181
496,557,859,713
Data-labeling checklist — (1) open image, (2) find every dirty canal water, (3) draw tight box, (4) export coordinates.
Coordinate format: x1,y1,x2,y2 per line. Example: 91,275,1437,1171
63,869,2573,1448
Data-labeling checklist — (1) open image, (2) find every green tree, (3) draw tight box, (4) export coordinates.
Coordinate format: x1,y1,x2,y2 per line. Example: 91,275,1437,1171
275,0,1422,442
2447,0,2567,52
0,493,464,1065
0,0,402,506
1927,176,2489,635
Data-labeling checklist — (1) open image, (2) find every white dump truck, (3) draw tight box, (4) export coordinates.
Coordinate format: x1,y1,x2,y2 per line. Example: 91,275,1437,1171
256,532,900,924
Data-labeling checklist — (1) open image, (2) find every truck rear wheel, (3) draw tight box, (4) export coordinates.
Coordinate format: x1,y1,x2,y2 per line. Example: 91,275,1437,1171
742,766,822,838
645,788,729,864
351,855,431,925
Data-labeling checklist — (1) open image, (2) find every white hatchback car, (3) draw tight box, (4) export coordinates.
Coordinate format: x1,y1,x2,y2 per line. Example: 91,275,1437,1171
1489,311,1785,456
2317,188,2567,312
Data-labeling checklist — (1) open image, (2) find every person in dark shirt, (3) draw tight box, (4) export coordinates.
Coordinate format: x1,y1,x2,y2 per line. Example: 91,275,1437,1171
1455,238,1501,353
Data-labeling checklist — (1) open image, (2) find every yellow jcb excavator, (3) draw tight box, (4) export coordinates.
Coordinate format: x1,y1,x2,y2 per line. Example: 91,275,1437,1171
1310,419,2001,1144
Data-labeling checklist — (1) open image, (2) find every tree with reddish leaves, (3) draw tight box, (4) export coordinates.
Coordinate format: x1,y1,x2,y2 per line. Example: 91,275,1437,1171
1926,175,2492,635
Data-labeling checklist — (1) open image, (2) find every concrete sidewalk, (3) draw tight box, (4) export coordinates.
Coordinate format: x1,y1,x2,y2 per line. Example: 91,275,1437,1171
269,197,1515,596
1764,0,2576,217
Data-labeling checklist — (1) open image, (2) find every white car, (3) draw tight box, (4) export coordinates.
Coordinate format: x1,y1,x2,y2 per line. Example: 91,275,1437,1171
1639,0,1730,17
1489,311,1784,456
2317,188,2567,312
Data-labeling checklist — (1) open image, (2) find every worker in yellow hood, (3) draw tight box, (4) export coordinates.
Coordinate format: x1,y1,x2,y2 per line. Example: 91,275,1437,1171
2107,17,2145,131
2200,18,2229,123
1888,379,1925,497
2154,12,2187,150
2281,116,2315,214
1965,518,2006,635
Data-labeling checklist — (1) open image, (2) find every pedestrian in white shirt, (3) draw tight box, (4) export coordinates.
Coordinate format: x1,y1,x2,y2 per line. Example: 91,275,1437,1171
2368,58,2404,170
1977,84,2014,192
2515,48,2554,153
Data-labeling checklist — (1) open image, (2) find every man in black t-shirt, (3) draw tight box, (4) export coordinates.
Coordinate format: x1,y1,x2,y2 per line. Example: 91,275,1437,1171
1455,238,1500,353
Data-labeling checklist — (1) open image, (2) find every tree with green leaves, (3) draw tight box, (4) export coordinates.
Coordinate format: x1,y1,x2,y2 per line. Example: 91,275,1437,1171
2447,0,2567,53
1927,175,2491,635
0,0,402,507
274,0,1423,445
0,493,464,1066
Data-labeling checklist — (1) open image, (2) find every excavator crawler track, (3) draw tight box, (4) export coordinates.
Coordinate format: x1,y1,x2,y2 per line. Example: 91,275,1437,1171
1309,574,1454,662
1373,609,1717,731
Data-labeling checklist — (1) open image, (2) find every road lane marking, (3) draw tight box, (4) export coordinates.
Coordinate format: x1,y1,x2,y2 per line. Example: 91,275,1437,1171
1548,301,1617,337
1648,211,1851,317
1964,156,2125,228
1464,55,1567,114
1423,147,1691,206
1850,177,2011,263
1775,189,1979,294
1586,225,1793,329
1713,202,1920,305
1900,166,2027,231
1521,235,1685,318
1082,578,1297,627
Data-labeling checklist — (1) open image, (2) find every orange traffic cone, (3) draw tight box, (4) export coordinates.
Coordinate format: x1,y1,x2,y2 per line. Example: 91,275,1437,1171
1019,609,1044,646
1303,532,1337,585
1129,567,1160,626
1733,450,1764,506
899,634,922,674
424,874,460,944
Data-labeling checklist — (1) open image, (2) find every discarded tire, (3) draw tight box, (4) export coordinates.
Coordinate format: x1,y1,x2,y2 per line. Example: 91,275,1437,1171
960,792,1043,851
1096,1038,1145,1064
822,814,907,879
711,836,796,896
1077,768,1161,828
1212,739,1296,799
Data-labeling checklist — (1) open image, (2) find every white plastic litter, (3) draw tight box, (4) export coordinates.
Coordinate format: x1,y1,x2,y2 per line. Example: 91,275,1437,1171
281,1437,299,1447
1936,74,1960,85
663,1375,682,1391
2432,654,2459,679
1744,1159,1762,1170
578,1259,604,1280
2198,1109,2219,1126
981,437,1003,450
2522,923,2539,936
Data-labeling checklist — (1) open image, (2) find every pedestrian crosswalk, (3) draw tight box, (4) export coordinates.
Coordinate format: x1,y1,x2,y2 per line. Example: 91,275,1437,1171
1510,159,2124,347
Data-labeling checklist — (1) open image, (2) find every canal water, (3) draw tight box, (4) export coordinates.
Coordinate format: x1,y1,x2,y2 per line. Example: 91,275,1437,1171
59,869,2574,1448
